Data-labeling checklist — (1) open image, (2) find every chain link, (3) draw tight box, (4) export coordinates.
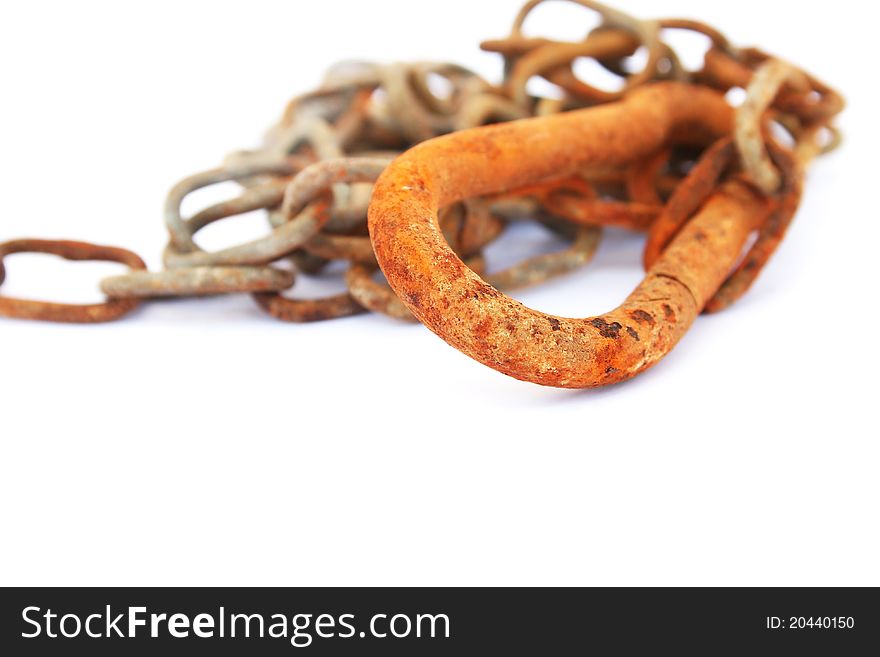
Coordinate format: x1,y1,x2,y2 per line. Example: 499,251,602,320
0,0,843,345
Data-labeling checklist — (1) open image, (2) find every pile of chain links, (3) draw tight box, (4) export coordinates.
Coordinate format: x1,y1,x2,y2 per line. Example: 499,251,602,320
0,0,843,323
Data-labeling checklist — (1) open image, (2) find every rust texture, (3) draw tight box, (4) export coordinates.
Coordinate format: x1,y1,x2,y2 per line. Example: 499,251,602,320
0,239,146,323
0,1,844,389
368,83,766,387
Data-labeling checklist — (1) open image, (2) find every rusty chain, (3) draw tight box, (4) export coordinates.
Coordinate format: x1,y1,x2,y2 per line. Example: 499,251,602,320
0,1,843,387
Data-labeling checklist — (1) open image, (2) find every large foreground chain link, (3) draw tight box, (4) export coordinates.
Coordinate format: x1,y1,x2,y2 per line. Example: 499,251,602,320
0,1,843,386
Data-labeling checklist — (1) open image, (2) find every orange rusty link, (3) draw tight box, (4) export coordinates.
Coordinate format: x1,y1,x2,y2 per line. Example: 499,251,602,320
494,175,660,232
643,137,736,269
368,82,772,388
699,47,845,125
626,147,669,206
541,194,659,231
704,141,802,313
0,239,146,323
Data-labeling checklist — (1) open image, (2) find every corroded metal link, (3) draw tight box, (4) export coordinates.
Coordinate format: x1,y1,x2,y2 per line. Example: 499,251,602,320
277,158,389,226
187,179,290,235
344,199,507,322
165,157,389,268
543,195,659,231
455,92,528,130
644,141,806,314
368,83,742,388
372,63,487,141
0,0,845,396
643,137,736,269
505,0,664,100
346,254,488,322
165,156,302,254
698,47,845,127
503,176,660,231
0,239,146,323
252,290,366,323
626,148,670,206
705,142,803,312
348,218,599,323
101,266,295,298
439,199,506,256
236,158,391,321
736,58,810,194
494,172,661,231
265,115,363,221
345,263,424,321
484,224,601,291
504,30,641,106
301,233,376,265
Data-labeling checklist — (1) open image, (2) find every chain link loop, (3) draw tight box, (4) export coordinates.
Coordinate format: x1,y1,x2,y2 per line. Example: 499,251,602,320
0,2,844,386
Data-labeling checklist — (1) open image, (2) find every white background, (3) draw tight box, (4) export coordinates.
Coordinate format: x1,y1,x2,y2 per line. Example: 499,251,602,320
0,1,876,586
